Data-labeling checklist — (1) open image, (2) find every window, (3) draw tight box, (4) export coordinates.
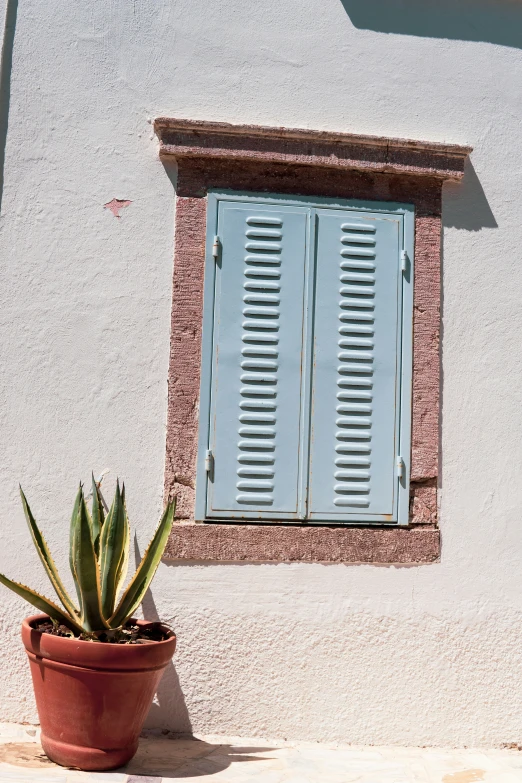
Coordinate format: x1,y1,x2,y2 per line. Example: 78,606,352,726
195,192,414,525
155,117,467,559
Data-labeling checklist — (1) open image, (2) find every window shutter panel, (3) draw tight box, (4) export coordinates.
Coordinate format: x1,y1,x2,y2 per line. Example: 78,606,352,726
207,202,308,518
307,209,402,520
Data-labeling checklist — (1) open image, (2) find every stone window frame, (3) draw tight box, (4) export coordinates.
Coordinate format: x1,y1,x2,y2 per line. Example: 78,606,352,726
154,118,471,564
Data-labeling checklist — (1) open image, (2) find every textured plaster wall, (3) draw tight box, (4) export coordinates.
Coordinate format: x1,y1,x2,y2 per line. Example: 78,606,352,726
0,0,521,747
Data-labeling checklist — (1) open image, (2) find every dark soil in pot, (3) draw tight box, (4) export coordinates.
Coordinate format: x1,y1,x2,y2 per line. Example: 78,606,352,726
34,618,171,643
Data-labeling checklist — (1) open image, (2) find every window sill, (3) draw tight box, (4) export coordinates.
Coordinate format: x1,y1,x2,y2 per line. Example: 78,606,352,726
164,524,440,564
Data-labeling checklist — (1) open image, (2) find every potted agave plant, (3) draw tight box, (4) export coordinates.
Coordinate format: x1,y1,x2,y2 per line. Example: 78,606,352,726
0,478,176,771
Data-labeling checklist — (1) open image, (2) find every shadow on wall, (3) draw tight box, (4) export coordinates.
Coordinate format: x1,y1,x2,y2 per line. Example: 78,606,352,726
0,0,19,214
340,0,522,49
443,160,497,232
135,536,193,735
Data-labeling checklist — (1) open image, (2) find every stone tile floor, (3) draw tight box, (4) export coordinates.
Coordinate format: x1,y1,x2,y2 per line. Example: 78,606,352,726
0,724,521,782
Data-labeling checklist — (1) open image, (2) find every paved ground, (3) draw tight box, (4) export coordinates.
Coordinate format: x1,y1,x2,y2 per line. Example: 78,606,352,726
0,724,521,782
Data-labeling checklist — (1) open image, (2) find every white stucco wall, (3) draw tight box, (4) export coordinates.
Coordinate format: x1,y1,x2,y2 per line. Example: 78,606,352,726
0,0,521,747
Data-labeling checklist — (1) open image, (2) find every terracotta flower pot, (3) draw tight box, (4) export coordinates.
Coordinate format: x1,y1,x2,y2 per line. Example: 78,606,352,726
22,613,176,771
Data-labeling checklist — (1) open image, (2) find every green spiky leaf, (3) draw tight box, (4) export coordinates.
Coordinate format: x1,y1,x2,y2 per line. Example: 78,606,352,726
114,485,130,600
71,490,107,632
19,487,79,620
109,499,175,628
0,481,174,636
69,484,83,607
90,474,105,557
0,574,82,633
99,480,130,619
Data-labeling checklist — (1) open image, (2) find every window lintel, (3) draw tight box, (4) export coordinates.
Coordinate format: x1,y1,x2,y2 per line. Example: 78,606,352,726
155,116,471,182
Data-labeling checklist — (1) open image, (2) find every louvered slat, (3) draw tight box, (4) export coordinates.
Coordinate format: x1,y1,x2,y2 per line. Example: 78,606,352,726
206,203,308,518
307,210,401,520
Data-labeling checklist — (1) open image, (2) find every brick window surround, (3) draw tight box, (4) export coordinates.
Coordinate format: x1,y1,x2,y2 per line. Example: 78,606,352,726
154,118,471,564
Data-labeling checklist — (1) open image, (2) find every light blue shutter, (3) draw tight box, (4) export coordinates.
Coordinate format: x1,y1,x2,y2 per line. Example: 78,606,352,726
206,202,308,519
307,209,402,521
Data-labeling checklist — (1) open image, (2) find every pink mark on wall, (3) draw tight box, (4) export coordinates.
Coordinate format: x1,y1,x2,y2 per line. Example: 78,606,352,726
104,198,132,218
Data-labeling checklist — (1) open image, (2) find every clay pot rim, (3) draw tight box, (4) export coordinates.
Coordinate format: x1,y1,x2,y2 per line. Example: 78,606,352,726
23,613,176,649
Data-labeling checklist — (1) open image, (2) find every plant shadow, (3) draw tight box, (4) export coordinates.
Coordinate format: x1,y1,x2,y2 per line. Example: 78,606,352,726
125,539,279,778
123,737,278,780
134,535,193,735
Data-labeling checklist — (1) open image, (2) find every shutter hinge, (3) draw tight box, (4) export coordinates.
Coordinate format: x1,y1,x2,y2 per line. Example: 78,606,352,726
396,455,405,479
205,449,214,477
400,250,409,273
212,236,221,260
